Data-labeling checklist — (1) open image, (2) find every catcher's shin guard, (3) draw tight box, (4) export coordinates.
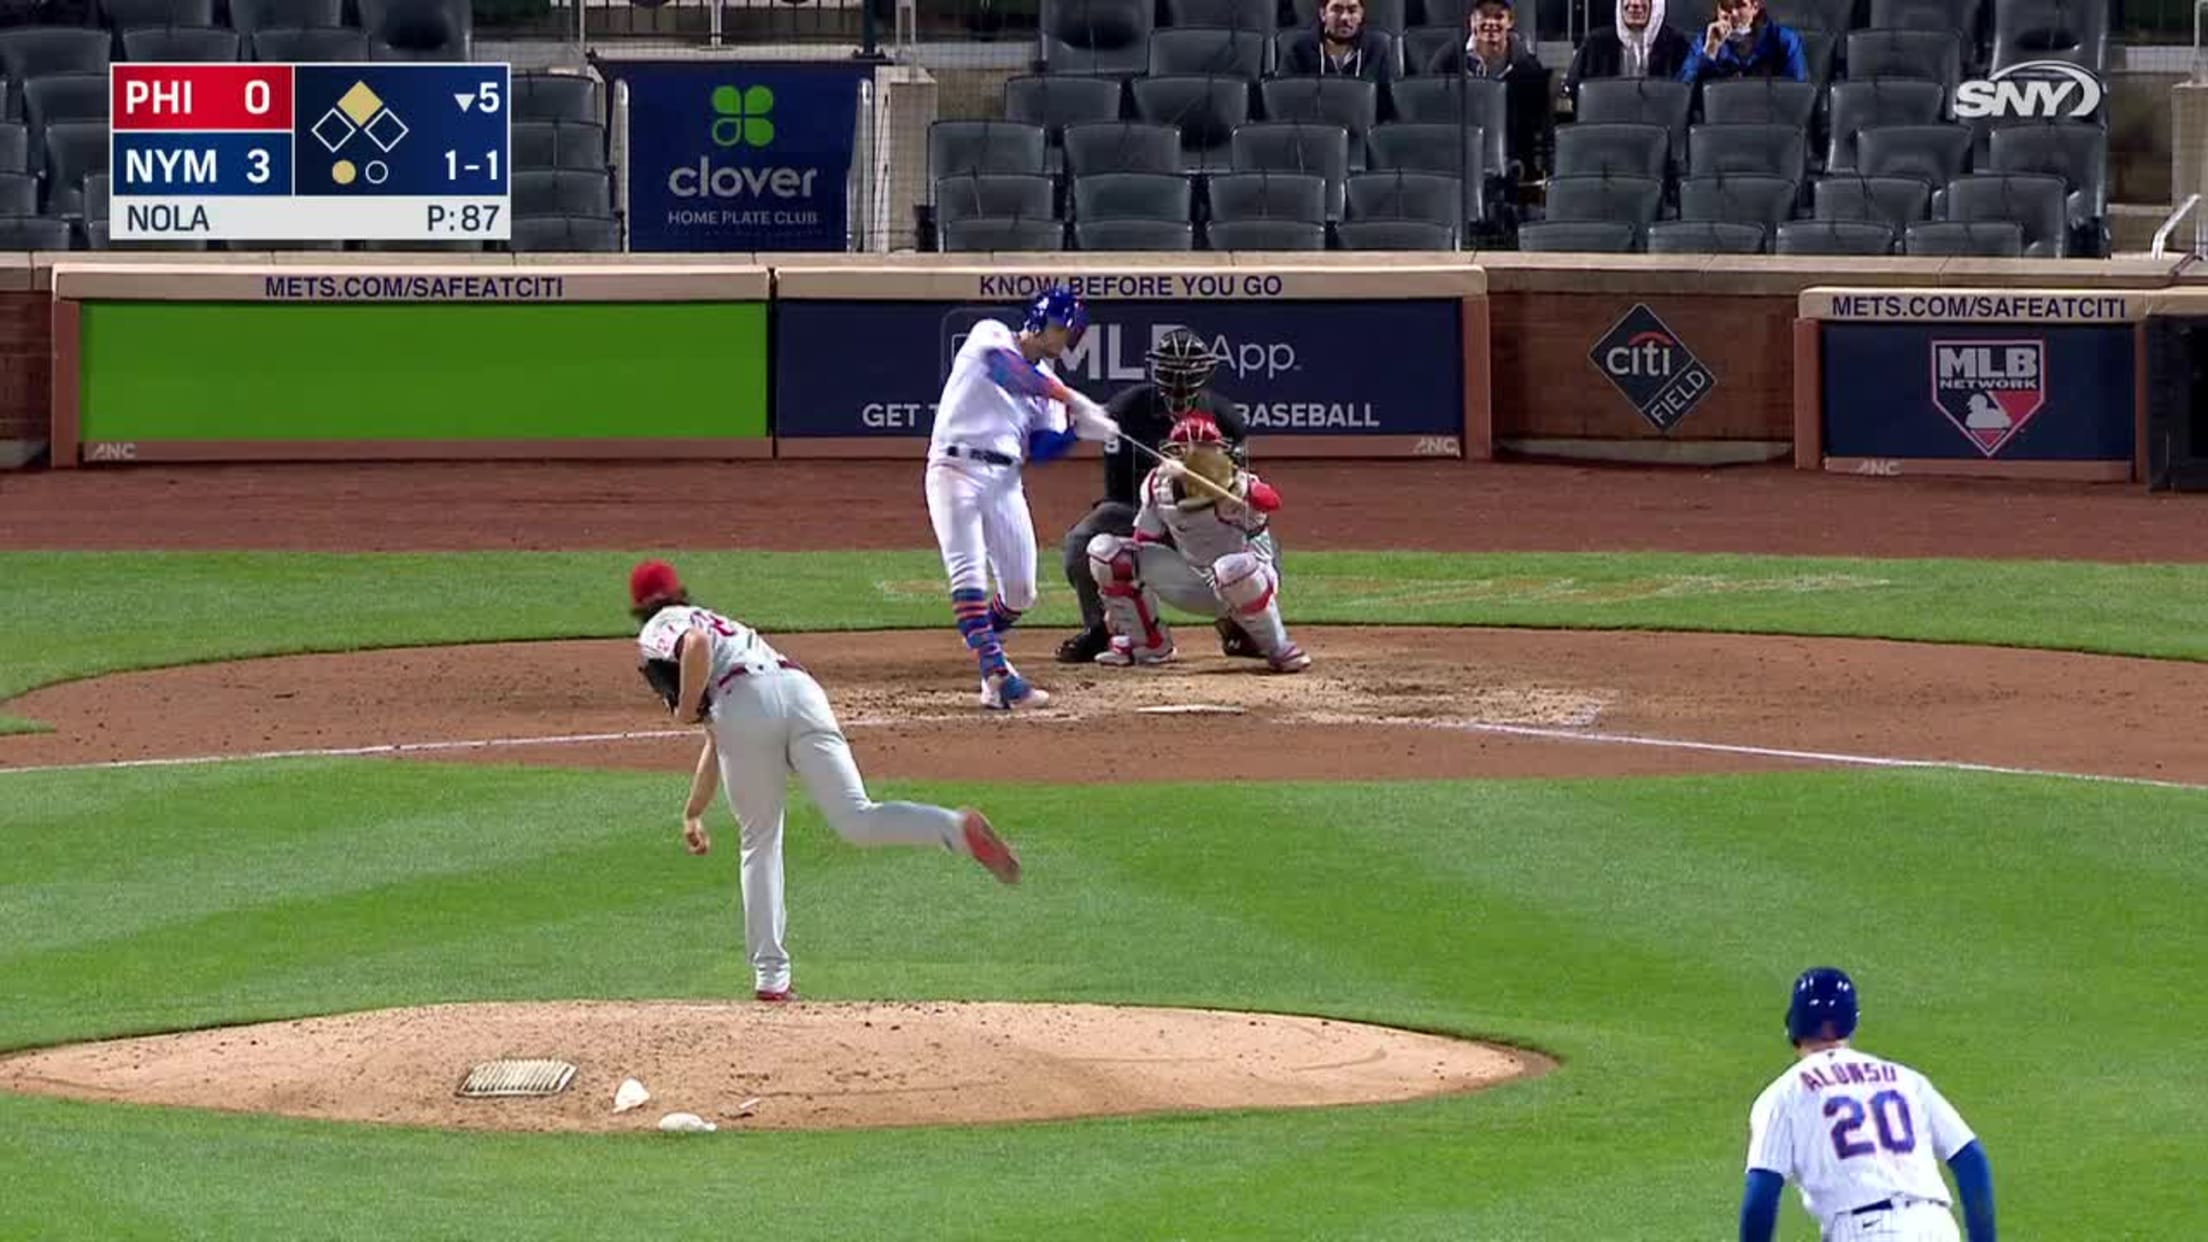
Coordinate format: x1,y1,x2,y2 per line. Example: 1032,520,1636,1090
1086,534,1173,656
1212,552,1296,663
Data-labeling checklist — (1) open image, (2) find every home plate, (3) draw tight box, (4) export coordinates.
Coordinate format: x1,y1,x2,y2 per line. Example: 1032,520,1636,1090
1138,704,1247,715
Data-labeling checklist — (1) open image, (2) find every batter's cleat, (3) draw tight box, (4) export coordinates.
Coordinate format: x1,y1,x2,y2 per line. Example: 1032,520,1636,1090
755,988,797,1003
959,808,1022,885
1217,618,1266,659
980,668,1051,711
1055,626,1111,664
1267,645,1312,674
1094,636,1176,667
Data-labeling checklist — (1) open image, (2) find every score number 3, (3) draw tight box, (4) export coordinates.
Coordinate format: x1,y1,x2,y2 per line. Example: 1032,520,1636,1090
1825,1090,1916,1159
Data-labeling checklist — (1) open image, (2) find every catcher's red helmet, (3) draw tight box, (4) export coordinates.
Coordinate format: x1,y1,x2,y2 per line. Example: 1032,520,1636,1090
1165,415,1225,454
629,560,684,609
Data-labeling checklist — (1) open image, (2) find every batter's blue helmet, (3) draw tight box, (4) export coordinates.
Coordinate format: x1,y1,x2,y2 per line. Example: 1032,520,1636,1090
1023,284,1089,346
1787,967,1860,1044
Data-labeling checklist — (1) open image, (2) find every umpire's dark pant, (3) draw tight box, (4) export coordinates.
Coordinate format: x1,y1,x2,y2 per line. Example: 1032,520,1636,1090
1060,501,1136,633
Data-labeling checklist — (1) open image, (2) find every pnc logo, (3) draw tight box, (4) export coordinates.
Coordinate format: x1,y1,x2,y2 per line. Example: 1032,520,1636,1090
710,84,775,148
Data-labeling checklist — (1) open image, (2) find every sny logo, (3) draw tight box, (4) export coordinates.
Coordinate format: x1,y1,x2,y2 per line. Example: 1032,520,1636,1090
1931,340,2045,456
1588,304,1714,432
711,85,774,148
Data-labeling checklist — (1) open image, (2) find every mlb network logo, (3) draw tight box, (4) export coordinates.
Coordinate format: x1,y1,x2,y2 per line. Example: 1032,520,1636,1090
1931,340,2046,457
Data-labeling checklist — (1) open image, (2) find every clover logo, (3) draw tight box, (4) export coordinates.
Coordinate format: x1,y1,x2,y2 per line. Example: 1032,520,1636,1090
710,84,774,148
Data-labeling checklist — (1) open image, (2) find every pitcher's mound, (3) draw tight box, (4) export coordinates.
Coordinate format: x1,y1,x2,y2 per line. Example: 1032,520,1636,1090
0,1000,1546,1133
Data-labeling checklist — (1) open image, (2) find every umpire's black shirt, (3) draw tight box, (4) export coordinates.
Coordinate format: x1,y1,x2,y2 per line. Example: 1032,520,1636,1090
1098,384,1248,509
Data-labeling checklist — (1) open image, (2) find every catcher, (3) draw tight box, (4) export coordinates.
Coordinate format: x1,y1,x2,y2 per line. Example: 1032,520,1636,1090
631,559,1022,1003
1054,328,1263,665
1083,415,1310,672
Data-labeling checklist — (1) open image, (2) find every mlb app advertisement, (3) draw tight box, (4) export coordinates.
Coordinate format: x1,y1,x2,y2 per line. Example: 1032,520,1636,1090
772,299,1465,440
1821,324,2134,462
600,60,869,252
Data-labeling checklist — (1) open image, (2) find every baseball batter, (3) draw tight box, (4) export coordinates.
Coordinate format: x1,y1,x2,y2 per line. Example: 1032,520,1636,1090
1740,967,1997,1242
927,284,1122,710
1084,415,1310,672
630,560,1022,1003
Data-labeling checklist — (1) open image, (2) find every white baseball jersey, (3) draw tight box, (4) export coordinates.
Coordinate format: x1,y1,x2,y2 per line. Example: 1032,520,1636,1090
1134,465,1276,582
637,605,789,690
1746,1047,1976,1230
929,318,1068,461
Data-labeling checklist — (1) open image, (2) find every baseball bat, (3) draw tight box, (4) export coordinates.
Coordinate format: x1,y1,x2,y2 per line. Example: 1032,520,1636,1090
1120,434,1245,506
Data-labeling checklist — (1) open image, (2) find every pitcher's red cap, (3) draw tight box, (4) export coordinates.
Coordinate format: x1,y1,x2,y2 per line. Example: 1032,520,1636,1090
629,560,682,608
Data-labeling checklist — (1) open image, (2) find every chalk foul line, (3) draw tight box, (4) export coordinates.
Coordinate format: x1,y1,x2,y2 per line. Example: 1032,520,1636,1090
0,719,2200,793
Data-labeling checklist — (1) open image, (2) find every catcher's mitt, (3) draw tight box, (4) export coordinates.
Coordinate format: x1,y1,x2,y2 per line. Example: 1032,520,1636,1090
1174,443,1242,512
640,658,710,722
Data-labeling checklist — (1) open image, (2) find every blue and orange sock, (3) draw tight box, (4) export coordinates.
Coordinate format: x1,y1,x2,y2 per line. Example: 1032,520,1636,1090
952,588,1008,677
989,595,1024,635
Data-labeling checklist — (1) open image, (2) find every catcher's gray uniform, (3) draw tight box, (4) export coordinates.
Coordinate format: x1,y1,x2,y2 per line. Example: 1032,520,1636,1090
1085,462,1308,672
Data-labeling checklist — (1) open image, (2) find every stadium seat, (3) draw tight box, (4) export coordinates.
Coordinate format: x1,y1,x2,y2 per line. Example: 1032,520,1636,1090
1515,219,1638,252
1131,76,1249,172
0,214,75,248
509,214,620,253
1845,29,1962,102
1574,78,1692,170
1765,0,1855,33
1259,78,1377,170
1989,121,2107,230
1399,25,1459,76
1871,0,1982,36
103,0,217,27
1775,219,1897,254
0,170,35,216
929,120,1048,181
1678,173,1797,239
511,120,608,173
0,122,26,174
1825,80,1946,171
1041,0,1154,77
1798,29,1839,91
943,215,1066,250
1204,218,1325,249
935,173,1055,226
1072,170,1193,221
512,169,610,218
1813,174,1933,230
1335,217,1456,250
1146,28,1267,79
1689,123,1806,180
1003,75,1123,172
1344,169,1462,232
121,27,244,63
229,0,347,38
251,27,372,63
1062,120,1183,177
1646,220,1767,254
1856,124,1973,190
357,0,471,60
89,220,210,250
1075,217,1196,249
1364,123,1484,219
1229,121,1349,218
24,74,107,174
41,121,106,218
1167,0,1274,32
1989,0,2105,73
79,170,105,225
1702,80,1820,130
1377,76,1506,184
514,73,601,125
1289,0,1406,39
1205,170,1325,224
1942,171,2067,257
1904,219,2023,255
1542,173,1663,244
1554,123,1668,180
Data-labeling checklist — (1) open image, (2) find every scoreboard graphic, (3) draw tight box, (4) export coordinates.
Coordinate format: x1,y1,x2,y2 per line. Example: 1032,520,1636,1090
111,62,511,242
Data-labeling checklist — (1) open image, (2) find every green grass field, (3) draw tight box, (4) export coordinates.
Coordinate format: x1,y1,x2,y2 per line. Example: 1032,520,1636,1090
2,550,2203,1239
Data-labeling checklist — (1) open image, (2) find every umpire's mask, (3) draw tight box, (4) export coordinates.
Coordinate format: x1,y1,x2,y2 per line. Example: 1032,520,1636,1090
1147,329,1219,409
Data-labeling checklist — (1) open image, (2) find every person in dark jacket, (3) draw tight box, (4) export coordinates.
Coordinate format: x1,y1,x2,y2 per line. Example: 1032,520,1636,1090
1054,330,1260,664
1423,0,1552,183
1278,0,1397,85
1677,0,1808,84
1564,0,1693,102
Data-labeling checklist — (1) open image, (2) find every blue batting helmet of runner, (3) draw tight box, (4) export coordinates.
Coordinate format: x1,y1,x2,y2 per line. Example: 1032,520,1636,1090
1786,966,1860,1044
1023,284,1089,346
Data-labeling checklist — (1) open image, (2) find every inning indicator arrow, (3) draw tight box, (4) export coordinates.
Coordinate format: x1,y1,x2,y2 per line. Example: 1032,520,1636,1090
454,92,475,111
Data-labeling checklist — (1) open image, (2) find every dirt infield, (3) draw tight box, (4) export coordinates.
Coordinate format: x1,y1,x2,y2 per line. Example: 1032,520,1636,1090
0,1001,1546,1134
3,458,2203,560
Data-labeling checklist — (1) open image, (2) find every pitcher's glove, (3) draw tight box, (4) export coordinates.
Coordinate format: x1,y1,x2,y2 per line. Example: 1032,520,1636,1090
640,658,708,722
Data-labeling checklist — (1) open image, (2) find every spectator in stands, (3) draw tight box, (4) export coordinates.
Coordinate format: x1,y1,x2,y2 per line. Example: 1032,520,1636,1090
1426,0,1551,183
1678,0,1807,84
1565,0,1692,102
1279,0,1397,85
